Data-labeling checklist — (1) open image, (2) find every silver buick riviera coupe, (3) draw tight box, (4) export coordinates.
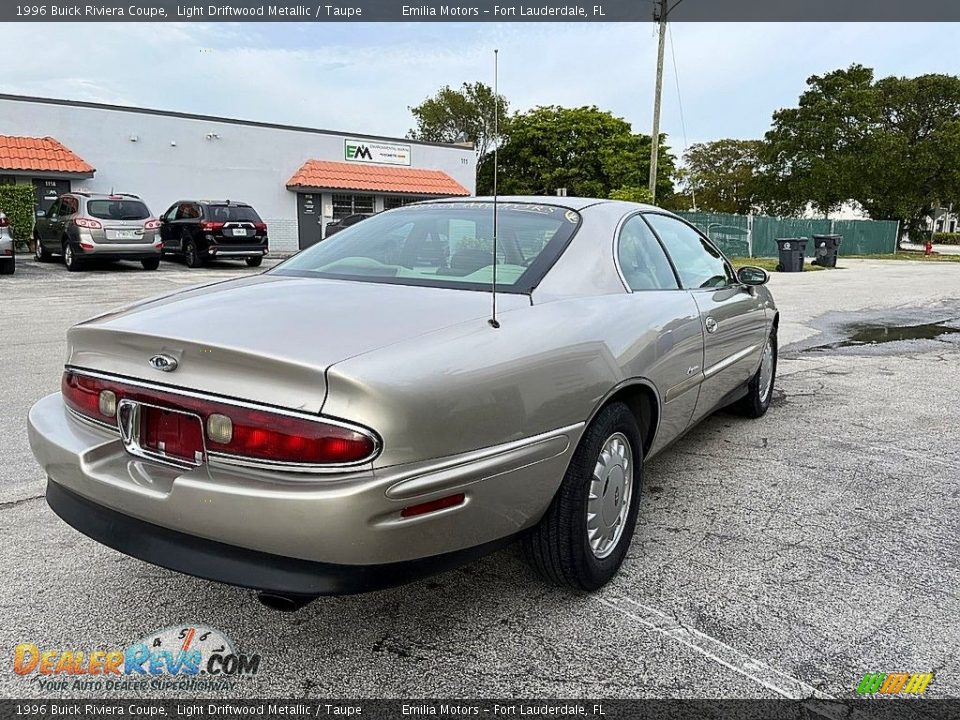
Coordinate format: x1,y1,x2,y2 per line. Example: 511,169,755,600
29,197,778,609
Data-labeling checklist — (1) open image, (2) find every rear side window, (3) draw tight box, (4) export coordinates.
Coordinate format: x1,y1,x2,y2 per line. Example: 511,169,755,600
59,196,79,216
175,203,201,220
644,214,735,289
617,216,678,290
87,200,150,221
206,205,261,223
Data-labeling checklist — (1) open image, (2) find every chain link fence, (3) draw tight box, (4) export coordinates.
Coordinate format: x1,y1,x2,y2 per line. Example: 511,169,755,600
675,211,898,258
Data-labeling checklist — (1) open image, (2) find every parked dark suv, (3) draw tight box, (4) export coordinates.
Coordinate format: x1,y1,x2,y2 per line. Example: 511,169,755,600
159,200,269,268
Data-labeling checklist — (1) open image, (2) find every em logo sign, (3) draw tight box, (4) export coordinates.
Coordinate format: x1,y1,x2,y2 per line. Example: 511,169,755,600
856,672,933,695
344,139,411,166
345,142,373,161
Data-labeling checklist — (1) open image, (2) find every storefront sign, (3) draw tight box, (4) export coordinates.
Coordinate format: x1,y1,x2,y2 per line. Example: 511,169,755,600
344,139,411,166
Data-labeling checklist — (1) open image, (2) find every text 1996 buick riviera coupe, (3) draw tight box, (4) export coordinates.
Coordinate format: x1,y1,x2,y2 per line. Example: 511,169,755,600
28,197,777,610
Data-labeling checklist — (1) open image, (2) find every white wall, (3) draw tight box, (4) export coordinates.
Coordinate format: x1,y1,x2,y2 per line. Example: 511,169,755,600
0,97,477,252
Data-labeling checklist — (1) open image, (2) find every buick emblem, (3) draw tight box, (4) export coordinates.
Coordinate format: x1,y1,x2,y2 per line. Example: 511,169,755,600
148,354,178,372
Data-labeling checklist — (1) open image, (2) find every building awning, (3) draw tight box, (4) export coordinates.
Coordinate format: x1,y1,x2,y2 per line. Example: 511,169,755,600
0,135,95,176
286,160,469,196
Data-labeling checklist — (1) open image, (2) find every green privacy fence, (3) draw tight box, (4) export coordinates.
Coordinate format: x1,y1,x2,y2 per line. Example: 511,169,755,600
675,212,899,258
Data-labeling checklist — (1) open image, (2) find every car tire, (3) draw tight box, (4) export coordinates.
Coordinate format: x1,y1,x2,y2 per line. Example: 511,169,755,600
730,329,777,419
245,256,263,267
0,257,14,275
35,235,52,262
63,243,83,272
523,401,643,591
184,240,203,268
141,258,160,271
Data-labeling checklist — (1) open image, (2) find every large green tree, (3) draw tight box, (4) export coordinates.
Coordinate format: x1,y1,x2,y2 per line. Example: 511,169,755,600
476,105,676,201
860,73,960,236
758,64,877,217
407,82,509,163
758,65,960,236
683,139,763,214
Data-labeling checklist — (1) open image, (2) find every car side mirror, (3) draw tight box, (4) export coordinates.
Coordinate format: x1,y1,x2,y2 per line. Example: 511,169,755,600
738,266,769,286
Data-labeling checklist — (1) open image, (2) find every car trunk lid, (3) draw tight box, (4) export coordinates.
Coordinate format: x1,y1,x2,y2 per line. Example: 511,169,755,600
66,274,528,413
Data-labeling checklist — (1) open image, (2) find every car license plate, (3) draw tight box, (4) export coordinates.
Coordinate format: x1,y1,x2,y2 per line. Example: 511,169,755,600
231,228,248,237
115,230,139,239
139,406,205,465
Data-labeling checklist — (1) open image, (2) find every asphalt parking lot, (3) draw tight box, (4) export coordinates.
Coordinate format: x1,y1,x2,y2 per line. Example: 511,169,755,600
1,256,959,699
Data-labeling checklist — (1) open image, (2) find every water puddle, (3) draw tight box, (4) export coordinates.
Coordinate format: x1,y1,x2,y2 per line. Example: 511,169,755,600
804,320,960,353
839,322,960,347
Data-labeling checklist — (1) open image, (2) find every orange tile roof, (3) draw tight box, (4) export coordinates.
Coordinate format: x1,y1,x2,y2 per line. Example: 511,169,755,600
287,160,469,196
0,135,95,174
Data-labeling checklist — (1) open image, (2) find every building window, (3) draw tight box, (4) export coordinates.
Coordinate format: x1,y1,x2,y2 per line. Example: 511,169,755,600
0,175,15,186
384,196,429,210
332,193,375,220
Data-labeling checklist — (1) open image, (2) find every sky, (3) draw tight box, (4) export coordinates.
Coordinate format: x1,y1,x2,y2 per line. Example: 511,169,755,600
2,22,958,159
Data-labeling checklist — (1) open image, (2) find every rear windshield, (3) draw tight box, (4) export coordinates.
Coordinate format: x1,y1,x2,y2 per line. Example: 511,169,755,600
87,200,150,221
272,202,582,293
205,205,261,223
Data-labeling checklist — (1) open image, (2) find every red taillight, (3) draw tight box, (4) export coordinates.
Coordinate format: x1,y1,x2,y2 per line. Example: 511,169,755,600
62,373,114,421
200,221,225,232
0,216,9,228
74,217,102,230
79,241,95,250
144,218,161,230
401,494,466,518
254,222,267,232
61,371,378,467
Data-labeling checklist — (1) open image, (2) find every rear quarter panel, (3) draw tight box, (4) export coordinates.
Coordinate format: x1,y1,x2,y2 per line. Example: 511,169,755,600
323,291,702,470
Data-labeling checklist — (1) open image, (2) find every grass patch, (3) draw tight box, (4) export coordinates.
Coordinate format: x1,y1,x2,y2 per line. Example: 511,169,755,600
842,251,960,263
731,251,960,273
729,257,825,272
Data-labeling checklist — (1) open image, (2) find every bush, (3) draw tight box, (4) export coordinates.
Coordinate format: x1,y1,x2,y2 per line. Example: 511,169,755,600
932,232,960,245
609,185,654,205
0,184,36,248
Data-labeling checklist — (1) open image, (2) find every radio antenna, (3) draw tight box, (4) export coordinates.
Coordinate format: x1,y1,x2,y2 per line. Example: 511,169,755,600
488,48,501,329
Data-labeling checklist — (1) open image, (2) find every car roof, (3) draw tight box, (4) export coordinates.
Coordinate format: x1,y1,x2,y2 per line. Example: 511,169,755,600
424,195,664,213
67,192,143,200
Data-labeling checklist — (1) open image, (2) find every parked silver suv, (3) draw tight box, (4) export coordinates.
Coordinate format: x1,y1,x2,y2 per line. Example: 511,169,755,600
0,212,14,275
34,193,162,271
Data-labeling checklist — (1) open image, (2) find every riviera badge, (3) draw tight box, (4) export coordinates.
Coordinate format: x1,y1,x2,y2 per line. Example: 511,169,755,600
148,354,178,372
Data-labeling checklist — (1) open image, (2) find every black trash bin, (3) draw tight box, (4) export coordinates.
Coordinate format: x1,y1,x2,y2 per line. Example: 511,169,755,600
811,234,842,267
775,238,807,272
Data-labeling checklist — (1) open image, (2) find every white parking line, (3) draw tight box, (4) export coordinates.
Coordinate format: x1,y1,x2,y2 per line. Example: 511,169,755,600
596,594,837,701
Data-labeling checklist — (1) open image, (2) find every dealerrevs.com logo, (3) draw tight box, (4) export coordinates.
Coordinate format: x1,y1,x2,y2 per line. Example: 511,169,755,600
856,672,934,696
13,625,261,692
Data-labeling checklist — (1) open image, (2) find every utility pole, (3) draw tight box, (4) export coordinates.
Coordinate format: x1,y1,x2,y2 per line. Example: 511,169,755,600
648,0,669,203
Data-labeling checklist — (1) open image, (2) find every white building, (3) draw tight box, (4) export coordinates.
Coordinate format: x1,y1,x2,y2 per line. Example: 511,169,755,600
0,93,476,252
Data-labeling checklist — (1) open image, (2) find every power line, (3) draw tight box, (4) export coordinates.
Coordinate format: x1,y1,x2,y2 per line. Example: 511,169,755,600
667,24,695,210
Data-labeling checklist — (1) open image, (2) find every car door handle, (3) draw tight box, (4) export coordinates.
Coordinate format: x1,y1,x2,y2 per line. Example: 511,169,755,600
705,317,718,334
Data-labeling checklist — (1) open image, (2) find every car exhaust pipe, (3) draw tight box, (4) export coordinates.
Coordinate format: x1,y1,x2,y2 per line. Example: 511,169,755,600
256,591,317,612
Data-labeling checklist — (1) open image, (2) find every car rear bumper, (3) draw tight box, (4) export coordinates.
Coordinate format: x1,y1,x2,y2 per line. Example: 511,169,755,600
78,242,161,259
206,244,268,259
45,480,511,595
28,392,577,592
